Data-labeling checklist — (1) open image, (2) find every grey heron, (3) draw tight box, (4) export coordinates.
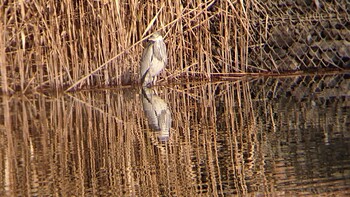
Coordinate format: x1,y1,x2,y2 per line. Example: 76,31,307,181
140,32,167,86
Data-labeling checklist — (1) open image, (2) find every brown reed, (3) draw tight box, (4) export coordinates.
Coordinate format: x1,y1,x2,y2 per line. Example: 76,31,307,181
1,0,251,93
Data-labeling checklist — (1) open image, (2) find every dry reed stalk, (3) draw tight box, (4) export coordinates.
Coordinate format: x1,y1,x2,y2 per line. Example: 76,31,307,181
0,20,9,93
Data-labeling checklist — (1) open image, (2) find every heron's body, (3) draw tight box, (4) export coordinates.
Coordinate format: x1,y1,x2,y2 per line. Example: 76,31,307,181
140,33,167,86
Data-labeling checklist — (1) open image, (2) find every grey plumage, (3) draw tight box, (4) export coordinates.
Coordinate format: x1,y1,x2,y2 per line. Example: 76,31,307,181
140,32,167,86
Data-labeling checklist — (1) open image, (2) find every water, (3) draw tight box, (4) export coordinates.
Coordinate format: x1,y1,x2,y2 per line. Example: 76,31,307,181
0,74,349,196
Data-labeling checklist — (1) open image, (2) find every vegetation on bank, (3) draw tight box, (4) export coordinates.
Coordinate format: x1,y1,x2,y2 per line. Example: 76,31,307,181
1,1,348,93
1,0,243,93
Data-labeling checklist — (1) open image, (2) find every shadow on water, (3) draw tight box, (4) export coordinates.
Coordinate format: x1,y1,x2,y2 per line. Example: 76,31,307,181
0,74,349,196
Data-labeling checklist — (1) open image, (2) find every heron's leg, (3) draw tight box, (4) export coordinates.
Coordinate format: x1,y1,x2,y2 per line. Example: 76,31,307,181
152,75,157,85
142,71,152,87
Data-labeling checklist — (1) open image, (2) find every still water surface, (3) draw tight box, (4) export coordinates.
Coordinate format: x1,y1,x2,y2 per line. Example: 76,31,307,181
0,75,349,196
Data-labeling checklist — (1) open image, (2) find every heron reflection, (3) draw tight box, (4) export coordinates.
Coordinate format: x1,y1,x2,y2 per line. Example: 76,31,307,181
141,87,172,141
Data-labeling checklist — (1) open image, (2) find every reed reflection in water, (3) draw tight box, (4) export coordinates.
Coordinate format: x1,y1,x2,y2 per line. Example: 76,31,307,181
0,75,349,196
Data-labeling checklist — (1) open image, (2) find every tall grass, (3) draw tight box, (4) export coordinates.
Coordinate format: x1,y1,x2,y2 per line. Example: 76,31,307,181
2,0,250,93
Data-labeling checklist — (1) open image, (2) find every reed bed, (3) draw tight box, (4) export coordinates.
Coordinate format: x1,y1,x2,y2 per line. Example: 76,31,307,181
1,0,251,93
2,1,349,94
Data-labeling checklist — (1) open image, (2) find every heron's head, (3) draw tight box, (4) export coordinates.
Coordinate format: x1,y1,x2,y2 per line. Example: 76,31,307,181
148,32,164,42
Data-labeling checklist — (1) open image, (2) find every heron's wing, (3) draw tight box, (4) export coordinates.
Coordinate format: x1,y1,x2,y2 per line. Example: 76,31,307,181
152,41,167,65
140,43,154,81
